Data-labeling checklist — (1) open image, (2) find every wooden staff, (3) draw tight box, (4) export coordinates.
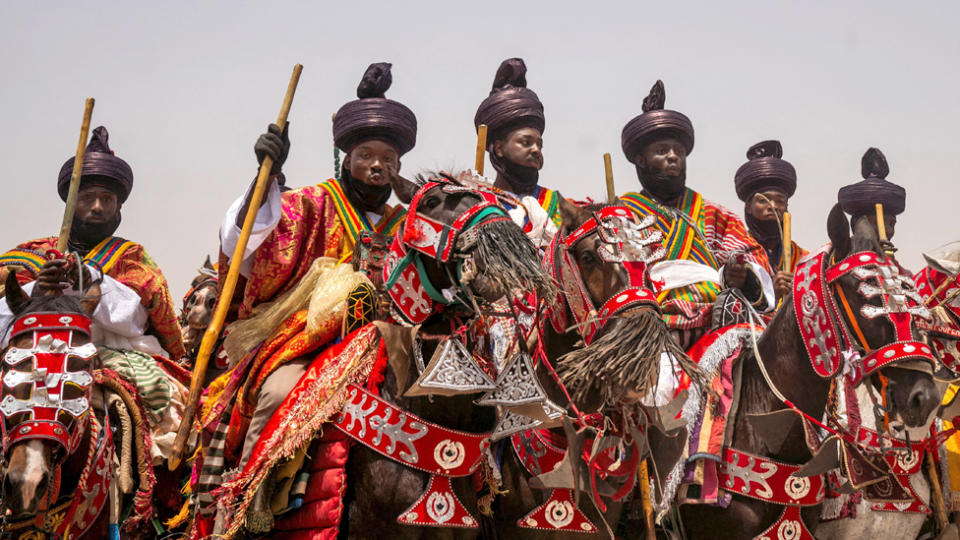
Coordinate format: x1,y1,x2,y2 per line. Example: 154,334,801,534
603,153,615,203
781,212,792,272
875,203,887,242
638,460,656,540
475,124,487,175
926,451,951,533
56,98,96,252
168,64,303,470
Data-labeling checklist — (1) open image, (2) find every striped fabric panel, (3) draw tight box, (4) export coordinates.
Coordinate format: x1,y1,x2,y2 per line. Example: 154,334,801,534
537,187,563,228
84,236,135,274
196,402,234,515
319,178,372,247
98,348,172,422
0,248,47,277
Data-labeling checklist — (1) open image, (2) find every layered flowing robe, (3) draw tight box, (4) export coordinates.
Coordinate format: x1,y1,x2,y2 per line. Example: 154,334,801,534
213,177,405,457
499,185,564,248
619,188,773,330
0,236,184,359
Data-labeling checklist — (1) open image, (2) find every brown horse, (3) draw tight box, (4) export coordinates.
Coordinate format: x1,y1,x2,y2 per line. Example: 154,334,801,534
677,204,940,539
0,271,111,539
488,198,699,539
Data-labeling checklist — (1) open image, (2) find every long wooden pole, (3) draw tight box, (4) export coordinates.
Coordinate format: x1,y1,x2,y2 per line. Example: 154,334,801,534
638,460,656,540
168,64,303,470
475,124,487,175
875,203,887,242
782,212,792,272
926,451,951,533
603,153,615,203
57,98,96,252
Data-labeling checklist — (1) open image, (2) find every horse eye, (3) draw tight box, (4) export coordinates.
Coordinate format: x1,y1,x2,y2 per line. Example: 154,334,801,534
422,196,441,209
206,298,215,308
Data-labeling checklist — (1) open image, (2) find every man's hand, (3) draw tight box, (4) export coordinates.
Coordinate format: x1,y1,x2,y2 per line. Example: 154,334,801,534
723,262,748,290
254,122,290,175
774,271,793,300
33,259,70,296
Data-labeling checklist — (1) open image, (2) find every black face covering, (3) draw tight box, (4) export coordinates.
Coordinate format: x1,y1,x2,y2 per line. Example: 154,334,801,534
68,212,121,253
745,211,782,248
341,167,392,213
490,151,539,195
636,164,686,204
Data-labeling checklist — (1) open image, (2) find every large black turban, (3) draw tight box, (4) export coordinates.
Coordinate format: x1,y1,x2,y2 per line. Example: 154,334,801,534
734,140,797,201
621,80,694,163
333,63,417,156
58,126,133,203
474,58,545,142
838,147,905,217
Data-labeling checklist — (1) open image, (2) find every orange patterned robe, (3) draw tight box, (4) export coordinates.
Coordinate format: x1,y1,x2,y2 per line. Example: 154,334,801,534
0,236,185,359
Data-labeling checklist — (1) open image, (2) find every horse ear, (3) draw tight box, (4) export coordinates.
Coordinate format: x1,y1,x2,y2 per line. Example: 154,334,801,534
4,271,30,316
203,255,214,271
558,197,591,231
850,215,883,255
388,167,419,204
827,203,851,260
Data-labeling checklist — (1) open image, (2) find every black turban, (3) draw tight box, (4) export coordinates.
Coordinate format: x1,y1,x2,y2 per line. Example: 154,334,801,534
474,58,545,142
621,80,695,163
838,147,905,217
58,126,133,203
333,63,417,156
734,140,797,201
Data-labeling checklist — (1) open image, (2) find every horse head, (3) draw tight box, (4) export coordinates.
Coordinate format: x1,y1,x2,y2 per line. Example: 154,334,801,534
386,169,558,323
825,204,938,428
180,256,218,356
1,271,98,519
546,197,697,417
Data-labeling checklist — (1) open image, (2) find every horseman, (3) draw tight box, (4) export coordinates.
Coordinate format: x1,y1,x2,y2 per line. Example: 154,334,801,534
212,62,416,474
734,140,808,302
473,57,562,247
617,80,773,347
0,125,184,360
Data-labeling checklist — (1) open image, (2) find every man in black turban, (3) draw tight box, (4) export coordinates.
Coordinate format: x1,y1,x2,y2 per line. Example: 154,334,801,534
734,140,808,301
473,58,561,246
0,126,184,359
617,81,773,343
216,63,418,485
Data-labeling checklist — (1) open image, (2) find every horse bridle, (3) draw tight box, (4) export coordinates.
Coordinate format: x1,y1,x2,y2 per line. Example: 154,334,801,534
545,205,665,345
384,178,512,325
793,250,936,387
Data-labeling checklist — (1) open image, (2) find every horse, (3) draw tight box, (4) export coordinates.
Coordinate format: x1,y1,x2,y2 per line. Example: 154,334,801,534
677,204,941,539
487,197,702,539
0,271,112,538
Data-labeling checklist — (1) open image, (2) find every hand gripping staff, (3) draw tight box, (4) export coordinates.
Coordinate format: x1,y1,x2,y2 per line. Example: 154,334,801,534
57,98,96,252
168,64,303,470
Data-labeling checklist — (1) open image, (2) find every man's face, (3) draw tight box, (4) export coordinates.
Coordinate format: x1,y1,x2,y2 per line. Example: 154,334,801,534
636,136,686,177
746,189,788,222
76,183,119,223
493,127,544,170
344,140,401,186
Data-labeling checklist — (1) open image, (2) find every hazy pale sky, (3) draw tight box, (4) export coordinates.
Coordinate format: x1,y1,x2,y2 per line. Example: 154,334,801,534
2,2,958,303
